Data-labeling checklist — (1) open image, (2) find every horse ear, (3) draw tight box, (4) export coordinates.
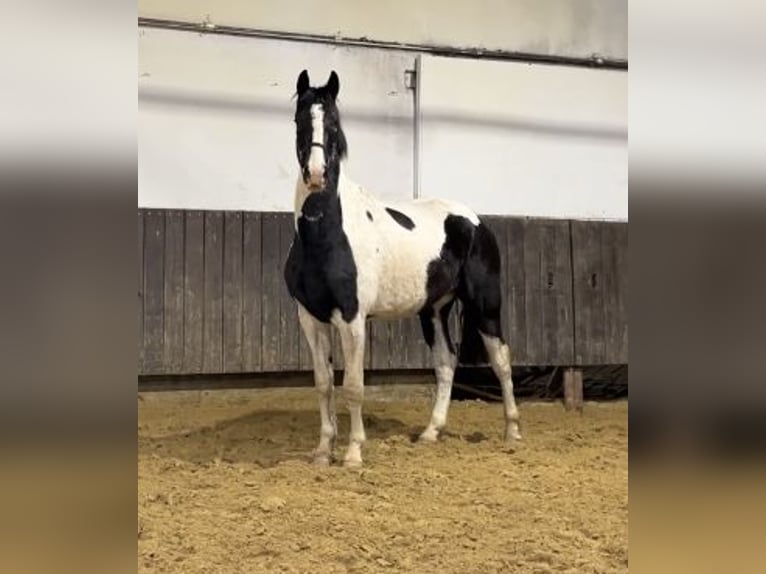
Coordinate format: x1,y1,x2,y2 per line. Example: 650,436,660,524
327,71,340,100
297,70,310,97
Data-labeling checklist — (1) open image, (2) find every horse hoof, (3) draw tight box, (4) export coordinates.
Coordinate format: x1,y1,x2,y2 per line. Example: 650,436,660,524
343,458,363,469
313,451,333,466
504,430,522,443
418,429,439,443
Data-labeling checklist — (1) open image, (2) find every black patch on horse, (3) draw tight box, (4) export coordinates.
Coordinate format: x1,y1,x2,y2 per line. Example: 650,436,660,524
284,192,359,323
457,221,504,364
418,299,456,353
366,210,373,221
385,207,415,230
420,215,505,364
423,215,475,307
417,215,476,352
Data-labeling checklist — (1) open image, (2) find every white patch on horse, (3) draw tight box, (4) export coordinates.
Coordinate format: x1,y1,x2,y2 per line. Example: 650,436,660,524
307,103,325,189
334,173,480,319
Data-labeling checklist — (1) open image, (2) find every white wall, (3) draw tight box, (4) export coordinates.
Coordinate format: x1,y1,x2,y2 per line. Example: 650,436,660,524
139,0,627,61
419,56,627,220
139,28,627,220
139,28,415,211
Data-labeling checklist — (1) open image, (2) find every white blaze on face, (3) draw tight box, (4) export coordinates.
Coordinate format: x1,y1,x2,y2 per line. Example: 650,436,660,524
308,103,325,188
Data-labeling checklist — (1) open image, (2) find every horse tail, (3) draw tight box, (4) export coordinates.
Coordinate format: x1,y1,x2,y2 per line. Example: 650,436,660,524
456,220,503,365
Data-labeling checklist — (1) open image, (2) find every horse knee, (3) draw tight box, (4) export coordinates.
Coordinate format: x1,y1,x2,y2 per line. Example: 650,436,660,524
435,364,455,384
314,369,333,394
343,378,364,404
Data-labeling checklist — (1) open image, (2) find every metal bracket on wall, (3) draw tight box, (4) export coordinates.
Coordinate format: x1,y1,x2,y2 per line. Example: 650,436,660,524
404,69,417,90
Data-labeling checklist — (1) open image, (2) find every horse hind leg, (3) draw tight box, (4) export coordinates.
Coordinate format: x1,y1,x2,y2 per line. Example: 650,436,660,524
419,301,457,443
480,326,522,442
459,223,521,443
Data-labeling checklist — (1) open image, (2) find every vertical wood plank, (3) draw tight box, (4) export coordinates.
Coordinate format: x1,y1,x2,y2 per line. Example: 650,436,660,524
183,211,204,373
403,317,417,368
538,220,575,365
163,211,185,373
242,212,263,372
261,213,282,371
142,211,164,374
203,211,224,373
389,319,407,369
554,220,575,364
279,214,300,370
572,221,606,364
373,321,385,370
364,322,373,370
539,221,558,364
602,222,628,363
506,218,527,365
523,220,543,364
405,316,428,368
223,211,244,372
615,223,629,362
137,211,144,373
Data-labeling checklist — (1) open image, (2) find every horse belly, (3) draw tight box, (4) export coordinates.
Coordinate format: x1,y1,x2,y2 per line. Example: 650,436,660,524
368,251,432,318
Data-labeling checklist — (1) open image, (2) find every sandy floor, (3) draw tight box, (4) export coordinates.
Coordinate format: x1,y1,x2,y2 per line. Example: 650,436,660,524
138,385,628,573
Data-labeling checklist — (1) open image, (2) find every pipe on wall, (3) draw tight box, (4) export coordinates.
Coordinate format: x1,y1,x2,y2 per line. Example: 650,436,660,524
138,17,628,71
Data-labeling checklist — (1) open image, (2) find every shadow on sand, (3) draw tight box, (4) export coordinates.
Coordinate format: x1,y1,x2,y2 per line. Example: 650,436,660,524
139,408,414,468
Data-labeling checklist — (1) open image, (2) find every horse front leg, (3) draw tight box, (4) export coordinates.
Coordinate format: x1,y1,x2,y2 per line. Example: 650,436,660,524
335,314,367,467
298,305,337,465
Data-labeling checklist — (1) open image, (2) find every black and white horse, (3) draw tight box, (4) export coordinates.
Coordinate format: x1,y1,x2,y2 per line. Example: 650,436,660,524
285,70,521,467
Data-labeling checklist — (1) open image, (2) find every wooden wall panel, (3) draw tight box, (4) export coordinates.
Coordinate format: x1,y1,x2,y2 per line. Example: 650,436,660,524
539,220,574,365
573,221,629,364
138,209,627,375
605,223,628,362
571,220,629,364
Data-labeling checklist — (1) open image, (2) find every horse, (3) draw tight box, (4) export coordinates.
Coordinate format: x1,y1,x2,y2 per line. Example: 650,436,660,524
284,70,522,467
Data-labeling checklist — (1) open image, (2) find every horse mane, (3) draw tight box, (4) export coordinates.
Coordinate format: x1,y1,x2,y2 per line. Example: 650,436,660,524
322,96,348,161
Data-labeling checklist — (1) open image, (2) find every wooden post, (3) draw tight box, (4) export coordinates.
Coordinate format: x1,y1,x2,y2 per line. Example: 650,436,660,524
563,368,584,412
